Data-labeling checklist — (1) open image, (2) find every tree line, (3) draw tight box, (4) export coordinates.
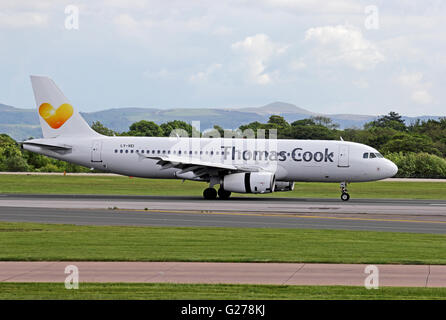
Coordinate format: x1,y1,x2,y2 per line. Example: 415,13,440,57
1,112,446,178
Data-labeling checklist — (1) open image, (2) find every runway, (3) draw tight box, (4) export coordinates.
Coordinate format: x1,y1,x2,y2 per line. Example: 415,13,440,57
1,194,446,233
1,261,445,287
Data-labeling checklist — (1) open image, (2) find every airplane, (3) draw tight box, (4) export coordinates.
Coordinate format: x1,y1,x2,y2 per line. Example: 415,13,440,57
22,76,398,201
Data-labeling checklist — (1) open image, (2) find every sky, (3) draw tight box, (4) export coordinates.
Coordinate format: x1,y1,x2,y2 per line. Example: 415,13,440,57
0,0,445,116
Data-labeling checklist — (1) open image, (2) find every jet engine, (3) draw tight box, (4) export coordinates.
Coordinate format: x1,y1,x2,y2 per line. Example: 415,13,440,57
274,181,295,192
222,172,275,194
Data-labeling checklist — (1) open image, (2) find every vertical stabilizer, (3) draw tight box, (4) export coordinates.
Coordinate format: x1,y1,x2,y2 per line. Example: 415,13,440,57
30,75,100,138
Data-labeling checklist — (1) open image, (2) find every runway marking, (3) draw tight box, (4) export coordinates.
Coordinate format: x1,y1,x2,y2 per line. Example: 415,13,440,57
112,208,446,225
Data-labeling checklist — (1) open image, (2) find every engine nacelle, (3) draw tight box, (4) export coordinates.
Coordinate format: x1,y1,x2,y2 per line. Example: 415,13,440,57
222,172,275,194
274,181,295,192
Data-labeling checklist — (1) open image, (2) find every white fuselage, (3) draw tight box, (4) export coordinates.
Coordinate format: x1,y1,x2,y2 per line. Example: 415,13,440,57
23,136,398,183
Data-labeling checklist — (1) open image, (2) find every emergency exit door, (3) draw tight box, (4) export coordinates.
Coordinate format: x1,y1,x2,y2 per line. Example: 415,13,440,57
91,140,102,162
338,144,349,167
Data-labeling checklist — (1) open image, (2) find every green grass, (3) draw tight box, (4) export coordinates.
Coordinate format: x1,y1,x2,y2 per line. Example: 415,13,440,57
0,222,445,264
0,174,446,199
0,282,445,300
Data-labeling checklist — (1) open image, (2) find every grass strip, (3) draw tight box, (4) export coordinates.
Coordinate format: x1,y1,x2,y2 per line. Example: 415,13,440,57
0,282,445,300
1,174,446,199
0,222,445,264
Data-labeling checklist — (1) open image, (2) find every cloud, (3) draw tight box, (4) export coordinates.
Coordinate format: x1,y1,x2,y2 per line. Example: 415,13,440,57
289,59,306,71
396,72,423,87
189,63,222,82
304,24,385,70
212,26,233,36
231,34,287,85
352,78,369,89
259,0,362,14
396,71,433,105
0,12,48,28
411,90,433,105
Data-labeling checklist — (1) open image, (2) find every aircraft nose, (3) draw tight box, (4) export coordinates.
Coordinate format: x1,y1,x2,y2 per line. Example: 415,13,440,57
387,160,398,177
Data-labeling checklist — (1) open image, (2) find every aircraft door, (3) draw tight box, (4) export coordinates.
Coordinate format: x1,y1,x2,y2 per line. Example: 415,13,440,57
338,144,349,167
91,140,102,162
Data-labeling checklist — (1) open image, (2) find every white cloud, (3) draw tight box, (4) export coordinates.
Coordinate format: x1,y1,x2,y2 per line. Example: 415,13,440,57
304,24,385,70
232,34,287,85
0,12,48,28
212,26,233,36
143,68,172,80
411,90,433,105
189,63,222,82
289,59,306,71
396,72,423,87
353,78,369,89
260,0,362,14
396,71,433,105
113,13,146,34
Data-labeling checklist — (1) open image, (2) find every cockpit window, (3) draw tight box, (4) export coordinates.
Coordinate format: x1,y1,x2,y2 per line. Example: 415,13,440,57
369,153,376,158
363,153,369,159
376,153,384,158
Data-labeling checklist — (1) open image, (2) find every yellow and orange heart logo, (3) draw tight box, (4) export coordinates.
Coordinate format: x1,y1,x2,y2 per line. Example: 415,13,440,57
39,103,73,129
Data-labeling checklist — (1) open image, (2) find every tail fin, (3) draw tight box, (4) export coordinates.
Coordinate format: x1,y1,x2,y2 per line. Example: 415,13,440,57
30,75,100,138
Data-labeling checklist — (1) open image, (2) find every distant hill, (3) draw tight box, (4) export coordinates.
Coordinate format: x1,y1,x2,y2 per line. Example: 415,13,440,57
231,101,315,116
0,102,442,141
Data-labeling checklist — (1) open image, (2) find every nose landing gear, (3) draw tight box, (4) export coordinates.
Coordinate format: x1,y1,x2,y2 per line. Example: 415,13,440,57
340,182,350,201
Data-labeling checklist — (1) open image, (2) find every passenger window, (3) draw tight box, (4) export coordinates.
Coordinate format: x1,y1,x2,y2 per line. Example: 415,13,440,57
120,150,123,153
370,153,376,158
363,153,368,159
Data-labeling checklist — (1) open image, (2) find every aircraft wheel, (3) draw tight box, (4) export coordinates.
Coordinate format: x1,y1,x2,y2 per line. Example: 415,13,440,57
218,188,231,200
341,192,350,201
203,188,217,200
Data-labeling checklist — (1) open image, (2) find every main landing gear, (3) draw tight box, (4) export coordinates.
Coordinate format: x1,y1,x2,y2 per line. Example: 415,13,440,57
218,188,231,200
203,187,217,200
340,181,350,201
203,187,232,200
203,176,231,200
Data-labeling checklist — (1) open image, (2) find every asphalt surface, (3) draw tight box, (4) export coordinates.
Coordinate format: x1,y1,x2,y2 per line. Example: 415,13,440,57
0,194,446,233
1,195,446,288
1,261,445,287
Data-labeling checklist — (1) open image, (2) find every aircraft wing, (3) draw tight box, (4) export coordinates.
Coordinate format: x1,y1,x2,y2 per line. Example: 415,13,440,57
142,154,262,179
